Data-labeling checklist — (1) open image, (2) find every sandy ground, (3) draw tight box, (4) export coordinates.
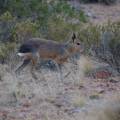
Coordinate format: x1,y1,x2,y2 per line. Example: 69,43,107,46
83,3,120,24
0,55,120,120
70,0,120,24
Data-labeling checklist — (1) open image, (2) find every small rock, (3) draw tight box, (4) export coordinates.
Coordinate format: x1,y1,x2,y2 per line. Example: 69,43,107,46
95,70,112,79
98,90,105,94
86,12,93,17
89,94,100,100
109,79,119,83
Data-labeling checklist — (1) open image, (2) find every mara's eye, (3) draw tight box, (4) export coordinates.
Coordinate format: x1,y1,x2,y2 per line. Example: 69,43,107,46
77,43,80,45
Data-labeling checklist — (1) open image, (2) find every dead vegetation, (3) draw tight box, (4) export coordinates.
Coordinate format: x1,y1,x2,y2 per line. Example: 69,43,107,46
0,55,120,120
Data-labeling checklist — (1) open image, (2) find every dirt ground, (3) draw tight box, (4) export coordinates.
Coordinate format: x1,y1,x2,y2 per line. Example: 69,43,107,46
0,55,120,120
83,3,120,24
70,0,120,24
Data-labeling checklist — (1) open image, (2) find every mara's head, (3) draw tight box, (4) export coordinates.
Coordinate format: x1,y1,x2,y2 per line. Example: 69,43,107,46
68,33,84,54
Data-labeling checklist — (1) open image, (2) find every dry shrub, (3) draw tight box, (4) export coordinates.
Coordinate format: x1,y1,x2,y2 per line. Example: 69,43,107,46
85,94,120,120
77,55,94,78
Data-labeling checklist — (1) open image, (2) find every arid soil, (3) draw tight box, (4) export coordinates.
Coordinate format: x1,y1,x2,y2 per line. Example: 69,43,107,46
83,3,120,24
0,55,120,120
70,0,120,24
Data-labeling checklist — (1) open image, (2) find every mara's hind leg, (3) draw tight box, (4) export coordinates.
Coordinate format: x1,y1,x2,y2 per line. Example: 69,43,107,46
15,59,31,74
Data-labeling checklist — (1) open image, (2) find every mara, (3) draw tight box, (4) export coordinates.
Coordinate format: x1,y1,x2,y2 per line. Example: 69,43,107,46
15,33,83,80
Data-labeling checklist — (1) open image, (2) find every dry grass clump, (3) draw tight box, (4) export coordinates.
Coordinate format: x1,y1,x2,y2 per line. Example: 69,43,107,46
77,55,94,78
0,55,119,120
72,95,87,108
85,94,120,120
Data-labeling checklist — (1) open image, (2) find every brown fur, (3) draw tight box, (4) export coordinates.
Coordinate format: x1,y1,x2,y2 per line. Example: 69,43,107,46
15,33,83,79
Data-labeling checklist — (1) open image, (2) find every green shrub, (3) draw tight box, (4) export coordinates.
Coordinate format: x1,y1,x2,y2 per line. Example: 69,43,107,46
0,0,87,42
101,22,120,72
1,0,86,23
0,11,13,21
0,11,16,43
12,19,39,42
45,17,81,42
78,24,101,53
79,21,120,73
0,42,16,63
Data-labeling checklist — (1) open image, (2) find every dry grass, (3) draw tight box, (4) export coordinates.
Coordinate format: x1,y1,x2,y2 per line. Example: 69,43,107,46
0,55,120,120
77,55,94,77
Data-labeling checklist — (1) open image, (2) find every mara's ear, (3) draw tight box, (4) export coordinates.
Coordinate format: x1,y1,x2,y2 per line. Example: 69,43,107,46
72,33,76,43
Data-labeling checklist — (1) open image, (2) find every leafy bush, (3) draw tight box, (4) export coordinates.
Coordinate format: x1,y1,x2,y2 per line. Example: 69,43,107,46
78,21,120,73
0,0,86,22
78,24,101,52
45,17,82,41
0,1,87,43
0,11,15,42
0,11,13,21
0,42,16,63
12,19,39,42
99,22,120,72
0,0,86,40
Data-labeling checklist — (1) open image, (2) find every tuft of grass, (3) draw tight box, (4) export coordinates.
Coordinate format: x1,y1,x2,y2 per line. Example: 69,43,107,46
0,42,16,63
83,63,94,76
78,24,101,53
86,94,120,120
89,93,100,100
46,17,82,42
0,11,13,21
78,56,94,77
12,19,39,42
73,96,87,108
